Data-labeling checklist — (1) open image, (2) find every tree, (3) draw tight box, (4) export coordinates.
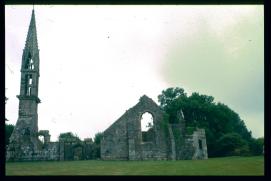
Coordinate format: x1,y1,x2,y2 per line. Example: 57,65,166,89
58,132,81,142
93,132,103,159
94,132,103,145
249,137,264,155
158,87,254,157
158,87,186,109
5,123,14,146
158,87,187,123
215,133,250,156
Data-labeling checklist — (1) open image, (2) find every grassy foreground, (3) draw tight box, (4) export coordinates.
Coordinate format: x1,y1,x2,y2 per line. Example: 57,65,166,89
5,156,264,176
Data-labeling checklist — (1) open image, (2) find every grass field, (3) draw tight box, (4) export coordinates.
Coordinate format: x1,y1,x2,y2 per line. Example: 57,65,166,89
5,156,264,176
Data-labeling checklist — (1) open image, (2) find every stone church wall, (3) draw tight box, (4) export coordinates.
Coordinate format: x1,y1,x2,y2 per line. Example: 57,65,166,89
101,95,170,160
101,112,129,160
101,95,208,161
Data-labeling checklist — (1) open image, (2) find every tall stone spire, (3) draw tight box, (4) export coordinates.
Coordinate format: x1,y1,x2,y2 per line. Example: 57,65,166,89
7,9,41,161
25,10,38,49
19,8,40,102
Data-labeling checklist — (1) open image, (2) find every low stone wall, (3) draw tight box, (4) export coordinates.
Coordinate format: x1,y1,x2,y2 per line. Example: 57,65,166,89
31,142,59,161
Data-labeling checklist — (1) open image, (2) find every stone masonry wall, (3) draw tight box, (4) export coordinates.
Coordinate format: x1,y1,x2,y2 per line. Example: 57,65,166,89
101,95,169,160
191,129,208,159
101,114,129,160
180,128,208,160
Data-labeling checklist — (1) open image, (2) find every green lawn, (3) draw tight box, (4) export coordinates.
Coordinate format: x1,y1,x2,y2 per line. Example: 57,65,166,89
5,156,264,176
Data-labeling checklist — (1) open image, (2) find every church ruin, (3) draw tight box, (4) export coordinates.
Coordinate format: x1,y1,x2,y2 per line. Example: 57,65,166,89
6,10,208,161
101,95,208,160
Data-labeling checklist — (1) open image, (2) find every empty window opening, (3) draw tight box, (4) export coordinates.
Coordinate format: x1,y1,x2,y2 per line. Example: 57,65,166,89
25,75,33,96
29,77,32,85
198,139,203,150
26,74,33,85
27,87,32,96
141,112,154,142
141,112,153,132
29,58,34,70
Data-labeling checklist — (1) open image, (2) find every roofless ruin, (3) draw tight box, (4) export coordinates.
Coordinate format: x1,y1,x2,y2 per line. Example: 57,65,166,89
6,10,208,161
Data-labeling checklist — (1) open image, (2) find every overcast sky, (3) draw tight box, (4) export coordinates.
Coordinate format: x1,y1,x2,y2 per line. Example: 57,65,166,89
5,5,264,141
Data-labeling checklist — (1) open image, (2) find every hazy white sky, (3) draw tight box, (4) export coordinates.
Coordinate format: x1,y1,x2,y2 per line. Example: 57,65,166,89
5,5,264,141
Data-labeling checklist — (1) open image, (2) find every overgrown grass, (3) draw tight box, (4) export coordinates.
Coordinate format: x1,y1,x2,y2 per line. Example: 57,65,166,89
5,156,264,176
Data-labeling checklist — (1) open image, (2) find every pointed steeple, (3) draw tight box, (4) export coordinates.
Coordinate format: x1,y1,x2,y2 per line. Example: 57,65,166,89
25,9,38,49
7,8,42,161
19,8,41,102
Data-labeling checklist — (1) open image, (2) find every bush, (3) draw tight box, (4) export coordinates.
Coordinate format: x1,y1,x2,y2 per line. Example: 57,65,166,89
249,137,264,155
58,132,81,142
215,133,250,156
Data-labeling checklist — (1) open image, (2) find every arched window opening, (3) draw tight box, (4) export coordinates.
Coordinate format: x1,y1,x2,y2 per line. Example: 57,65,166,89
141,112,153,132
27,87,32,96
141,112,154,142
25,74,33,96
26,74,33,85
29,58,34,70
28,77,32,85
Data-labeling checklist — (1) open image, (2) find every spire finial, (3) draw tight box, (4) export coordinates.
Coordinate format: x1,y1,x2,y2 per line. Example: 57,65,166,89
32,0,35,11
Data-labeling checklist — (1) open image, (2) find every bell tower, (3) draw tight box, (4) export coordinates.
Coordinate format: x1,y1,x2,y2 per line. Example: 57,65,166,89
17,9,40,126
7,9,41,161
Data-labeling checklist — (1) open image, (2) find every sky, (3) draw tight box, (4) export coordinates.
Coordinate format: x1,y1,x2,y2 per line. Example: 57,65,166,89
5,5,264,141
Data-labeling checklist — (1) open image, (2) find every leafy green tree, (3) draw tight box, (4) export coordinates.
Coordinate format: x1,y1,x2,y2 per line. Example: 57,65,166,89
257,137,264,146
58,132,81,141
5,123,14,146
249,137,264,155
215,133,250,156
94,132,103,145
158,87,254,157
158,87,187,123
158,87,186,109
93,132,103,159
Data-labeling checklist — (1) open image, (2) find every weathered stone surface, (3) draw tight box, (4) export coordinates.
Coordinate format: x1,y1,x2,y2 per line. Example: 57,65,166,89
101,96,208,160
168,125,176,160
191,129,208,159
101,95,169,160
6,10,42,162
